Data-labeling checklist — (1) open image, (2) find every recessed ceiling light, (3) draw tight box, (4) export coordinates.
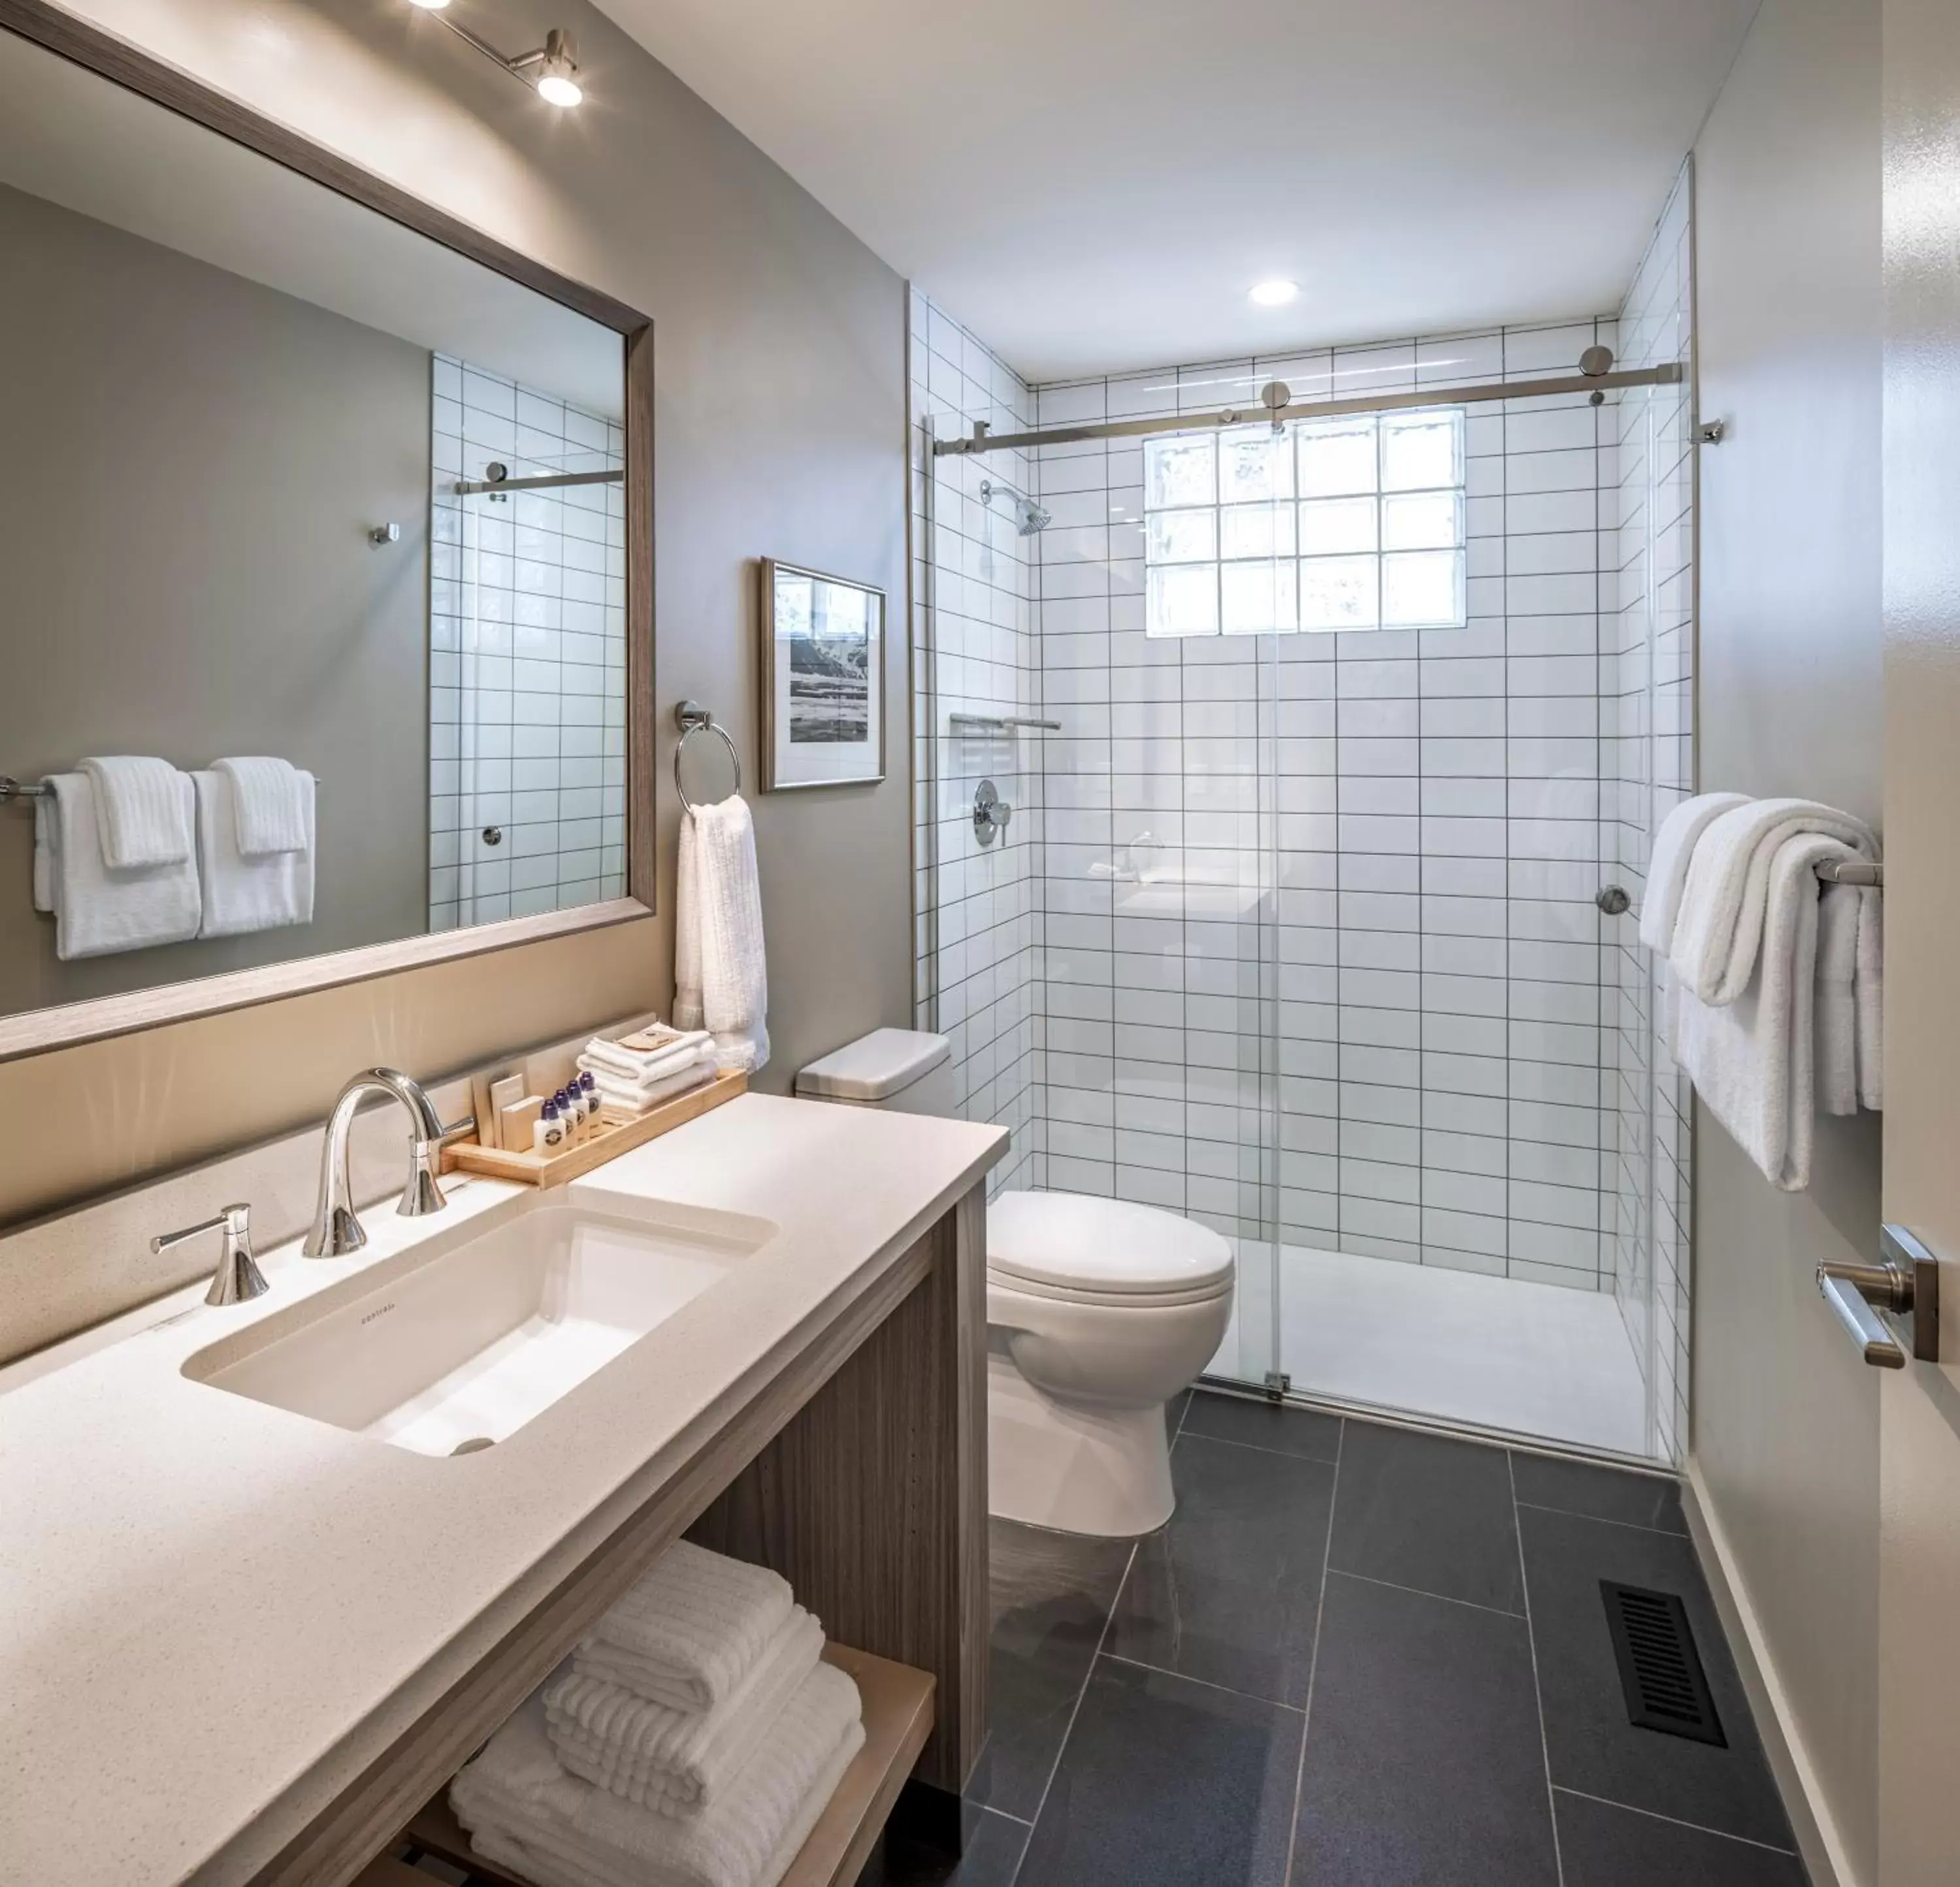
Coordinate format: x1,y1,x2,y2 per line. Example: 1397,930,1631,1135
1249,280,1300,308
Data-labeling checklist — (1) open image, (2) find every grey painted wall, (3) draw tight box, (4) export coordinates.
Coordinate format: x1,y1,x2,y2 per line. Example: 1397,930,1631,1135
0,180,431,1014
0,0,911,1234
1692,0,1884,1877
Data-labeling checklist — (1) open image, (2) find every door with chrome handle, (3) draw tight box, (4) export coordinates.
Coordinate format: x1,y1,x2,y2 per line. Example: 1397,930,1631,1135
1818,1224,1941,1368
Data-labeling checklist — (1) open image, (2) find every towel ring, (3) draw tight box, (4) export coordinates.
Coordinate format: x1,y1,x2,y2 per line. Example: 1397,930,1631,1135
674,701,741,814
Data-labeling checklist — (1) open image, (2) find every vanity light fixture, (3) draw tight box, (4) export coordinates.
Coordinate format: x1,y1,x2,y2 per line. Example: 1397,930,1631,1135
407,2,584,108
1249,279,1300,308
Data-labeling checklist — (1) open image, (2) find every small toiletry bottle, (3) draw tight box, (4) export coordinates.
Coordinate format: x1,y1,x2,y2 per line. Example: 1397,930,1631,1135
553,1088,579,1145
534,1098,564,1155
579,1070,600,1132
563,1084,589,1143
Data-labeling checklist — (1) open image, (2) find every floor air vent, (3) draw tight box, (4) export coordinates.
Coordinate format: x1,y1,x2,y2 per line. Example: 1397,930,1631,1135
1599,1581,1726,1747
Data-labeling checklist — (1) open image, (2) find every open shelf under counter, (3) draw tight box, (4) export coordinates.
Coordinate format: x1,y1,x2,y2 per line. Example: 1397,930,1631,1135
400,1645,935,1887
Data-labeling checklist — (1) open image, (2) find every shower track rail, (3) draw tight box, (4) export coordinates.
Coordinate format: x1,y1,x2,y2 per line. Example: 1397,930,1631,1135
932,362,1686,457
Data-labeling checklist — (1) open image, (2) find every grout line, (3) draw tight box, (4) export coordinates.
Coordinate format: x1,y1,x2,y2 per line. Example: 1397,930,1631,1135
1175,1426,1343,1469
1548,1786,1801,1858
1281,1413,1344,1885
1096,1650,1307,1713
1322,1565,1527,1622
1512,1498,1688,1538
1511,1449,1566,1887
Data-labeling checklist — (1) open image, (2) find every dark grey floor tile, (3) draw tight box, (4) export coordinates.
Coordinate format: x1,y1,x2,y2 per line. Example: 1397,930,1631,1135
1512,1452,1688,1535
1555,1790,1808,1886
853,1805,1030,1887
1105,1434,1333,1707
1166,1386,1194,1437
970,1518,1134,1820
1290,1571,1559,1887
1520,1505,1795,1852
1327,1420,1524,1613
1181,1389,1343,1464
1017,1656,1302,1887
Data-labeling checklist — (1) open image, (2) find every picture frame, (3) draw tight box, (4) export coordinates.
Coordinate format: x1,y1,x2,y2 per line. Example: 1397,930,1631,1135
758,558,887,792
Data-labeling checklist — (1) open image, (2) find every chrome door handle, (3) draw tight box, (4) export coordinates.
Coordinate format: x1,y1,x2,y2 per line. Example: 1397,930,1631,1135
1817,1225,1941,1368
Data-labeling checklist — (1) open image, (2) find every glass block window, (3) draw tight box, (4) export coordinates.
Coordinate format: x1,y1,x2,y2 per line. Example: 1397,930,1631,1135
1143,408,1467,636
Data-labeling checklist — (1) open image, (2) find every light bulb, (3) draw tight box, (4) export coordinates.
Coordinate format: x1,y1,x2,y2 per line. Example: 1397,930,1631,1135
536,69,582,106
534,28,581,106
1249,280,1300,308
406,0,451,10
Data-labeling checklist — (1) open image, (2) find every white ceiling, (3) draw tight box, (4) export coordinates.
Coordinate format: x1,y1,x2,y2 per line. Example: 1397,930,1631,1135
591,0,1757,383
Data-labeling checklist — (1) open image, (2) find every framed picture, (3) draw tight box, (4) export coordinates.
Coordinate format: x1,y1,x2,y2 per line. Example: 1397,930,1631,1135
759,558,887,791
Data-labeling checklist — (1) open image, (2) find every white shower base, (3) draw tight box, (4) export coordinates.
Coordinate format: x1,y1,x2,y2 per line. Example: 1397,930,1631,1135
1212,1243,1650,1458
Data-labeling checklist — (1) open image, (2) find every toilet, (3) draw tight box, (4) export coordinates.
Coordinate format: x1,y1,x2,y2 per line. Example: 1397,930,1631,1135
796,1029,1235,1537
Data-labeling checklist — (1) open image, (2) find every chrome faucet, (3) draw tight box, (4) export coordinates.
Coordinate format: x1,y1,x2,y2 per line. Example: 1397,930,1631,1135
304,1067,459,1258
152,1202,269,1306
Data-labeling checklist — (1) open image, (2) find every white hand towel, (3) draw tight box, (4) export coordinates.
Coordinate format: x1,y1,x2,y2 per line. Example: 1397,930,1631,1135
577,1543,793,1715
675,798,769,1074
587,1060,715,1120
545,1609,823,1813
193,769,315,938
1855,887,1883,1111
450,1664,863,1887
1668,830,1844,1190
1815,878,1859,1117
1638,791,1749,954
581,1034,715,1088
1668,797,1878,1005
32,797,52,913
212,755,310,856
40,772,201,959
77,755,193,868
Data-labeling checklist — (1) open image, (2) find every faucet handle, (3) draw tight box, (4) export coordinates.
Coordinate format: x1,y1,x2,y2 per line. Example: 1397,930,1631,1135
152,1203,269,1307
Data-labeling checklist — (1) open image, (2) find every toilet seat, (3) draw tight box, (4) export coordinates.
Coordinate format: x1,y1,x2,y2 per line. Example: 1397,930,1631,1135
986,1191,1234,1307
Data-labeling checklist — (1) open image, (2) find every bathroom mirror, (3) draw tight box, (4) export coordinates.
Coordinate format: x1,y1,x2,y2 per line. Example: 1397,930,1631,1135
0,11,653,1057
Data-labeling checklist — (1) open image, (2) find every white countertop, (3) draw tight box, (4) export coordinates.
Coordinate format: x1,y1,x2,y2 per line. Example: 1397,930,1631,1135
0,1094,1005,1886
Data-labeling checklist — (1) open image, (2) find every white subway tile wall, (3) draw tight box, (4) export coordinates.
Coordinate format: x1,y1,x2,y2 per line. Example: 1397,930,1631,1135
909,295,1043,1194
1606,165,1696,1464
1028,321,1626,1295
429,355,627,930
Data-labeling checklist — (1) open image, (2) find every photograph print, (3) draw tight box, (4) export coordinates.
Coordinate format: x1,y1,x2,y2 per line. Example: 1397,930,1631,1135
760,559,885,789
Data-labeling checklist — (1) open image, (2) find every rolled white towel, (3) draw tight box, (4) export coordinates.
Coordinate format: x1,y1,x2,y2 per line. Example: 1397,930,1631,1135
546,1609,823,1813
1638,791,1748,955
1669,797,1877,1005
451,1664,864,1887
577,1543,793,1715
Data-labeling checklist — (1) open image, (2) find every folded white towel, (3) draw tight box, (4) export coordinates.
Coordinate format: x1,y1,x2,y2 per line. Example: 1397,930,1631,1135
193,769,315,938
588,1061,715,1121
33,798,52,913
1638,791,1749,955
212,755,310,856
1669,797,1878,1005
77,755,193,868
546,1609,823,1813
451,1664,863,1887
1855,887,1883,1111
577,1543,794,1715
39,772,201,959
675,798,770,1074
581,1034,715,1089
1668,830,1846,1189
1816,879,1859,1118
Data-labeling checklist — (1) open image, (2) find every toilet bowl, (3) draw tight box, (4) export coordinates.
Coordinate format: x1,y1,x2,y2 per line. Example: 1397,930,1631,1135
796,1030,1235,1539
985,1190,1233,1536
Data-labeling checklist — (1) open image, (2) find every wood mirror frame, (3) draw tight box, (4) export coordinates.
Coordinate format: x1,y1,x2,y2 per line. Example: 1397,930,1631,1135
0,0,655,1064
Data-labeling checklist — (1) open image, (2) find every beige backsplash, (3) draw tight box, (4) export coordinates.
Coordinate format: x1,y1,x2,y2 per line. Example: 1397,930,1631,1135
0,920,663,1359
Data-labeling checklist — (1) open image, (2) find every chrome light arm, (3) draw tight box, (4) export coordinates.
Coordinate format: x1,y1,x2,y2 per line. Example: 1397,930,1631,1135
304,1068,459,1259
153,1202,268,1307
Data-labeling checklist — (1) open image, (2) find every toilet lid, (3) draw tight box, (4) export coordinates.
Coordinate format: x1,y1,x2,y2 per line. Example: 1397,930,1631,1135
986,1191,1235,1302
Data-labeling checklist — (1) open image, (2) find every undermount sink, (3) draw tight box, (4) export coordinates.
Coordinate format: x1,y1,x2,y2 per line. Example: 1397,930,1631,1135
182,1196,778,1456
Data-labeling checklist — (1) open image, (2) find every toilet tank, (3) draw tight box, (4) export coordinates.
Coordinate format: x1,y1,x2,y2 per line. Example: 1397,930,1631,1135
794,1028,955,1116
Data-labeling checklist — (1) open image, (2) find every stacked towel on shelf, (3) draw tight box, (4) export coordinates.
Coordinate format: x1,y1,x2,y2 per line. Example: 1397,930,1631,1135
576,1030,717,1119
450,1542,862,1887
1642,793,1884,1192
675,796,770,1075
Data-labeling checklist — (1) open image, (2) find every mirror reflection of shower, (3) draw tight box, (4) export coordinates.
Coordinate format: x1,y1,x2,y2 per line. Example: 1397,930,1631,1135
979,478,1050,536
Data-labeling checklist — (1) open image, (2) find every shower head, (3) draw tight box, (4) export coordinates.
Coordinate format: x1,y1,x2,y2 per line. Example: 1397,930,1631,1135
980,478,1050,536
